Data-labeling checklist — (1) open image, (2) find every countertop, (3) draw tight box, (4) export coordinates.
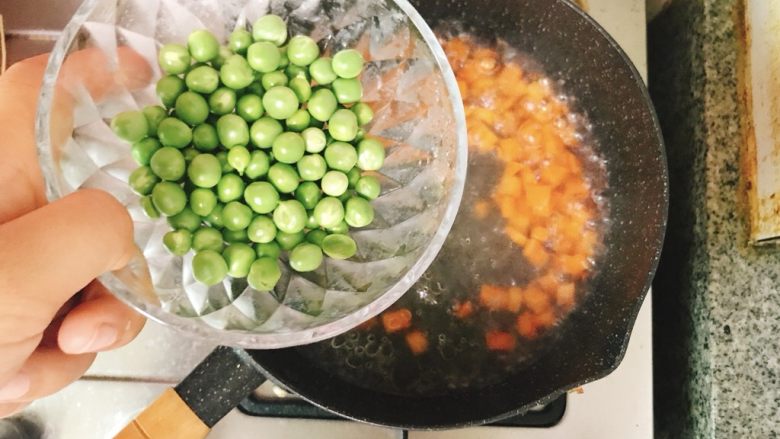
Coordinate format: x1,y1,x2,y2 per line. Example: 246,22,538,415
649,0,780,437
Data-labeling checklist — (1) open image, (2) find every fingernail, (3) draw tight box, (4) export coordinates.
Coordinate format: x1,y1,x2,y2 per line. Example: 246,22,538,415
68,324,119,353
0,373,30,401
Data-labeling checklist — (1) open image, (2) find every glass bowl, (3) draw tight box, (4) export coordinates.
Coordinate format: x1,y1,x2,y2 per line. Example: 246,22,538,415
35,0,467,348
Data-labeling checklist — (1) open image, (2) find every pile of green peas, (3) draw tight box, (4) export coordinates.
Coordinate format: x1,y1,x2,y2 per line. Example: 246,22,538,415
110,15,385,290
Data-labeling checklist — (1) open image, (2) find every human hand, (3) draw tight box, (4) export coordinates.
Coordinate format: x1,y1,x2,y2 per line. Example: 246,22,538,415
0,49,152,417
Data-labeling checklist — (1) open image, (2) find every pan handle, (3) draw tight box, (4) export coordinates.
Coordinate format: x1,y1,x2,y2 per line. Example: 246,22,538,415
114,346,267,439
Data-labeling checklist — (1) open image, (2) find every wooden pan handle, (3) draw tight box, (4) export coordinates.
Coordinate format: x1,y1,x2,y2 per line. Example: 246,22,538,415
114,388,210,439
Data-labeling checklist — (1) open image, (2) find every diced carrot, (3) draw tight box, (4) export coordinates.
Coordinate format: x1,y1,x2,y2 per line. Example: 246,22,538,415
516,312,538,339
405,330,429,355
381,308,412,333
524,285,550,314
523,239,550,269
497,174,523,196
526,184,552,217
541,163,569,187
506,226,529,246
530,226,549,242
473,200,491,219
452,300,475,319
444,37,471,69
559,254,590,278
356,317,378,331
537,273,559,293
506,287,524,312
534,311,557,329
479,284,509,311
471,107,497,125
485,331,516,351
556,283,576,309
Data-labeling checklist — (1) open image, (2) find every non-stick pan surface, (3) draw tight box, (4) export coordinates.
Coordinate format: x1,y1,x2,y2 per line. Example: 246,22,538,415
246,0,668,429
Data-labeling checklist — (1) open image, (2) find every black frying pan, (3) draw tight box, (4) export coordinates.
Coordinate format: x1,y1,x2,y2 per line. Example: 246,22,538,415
116,0,667,436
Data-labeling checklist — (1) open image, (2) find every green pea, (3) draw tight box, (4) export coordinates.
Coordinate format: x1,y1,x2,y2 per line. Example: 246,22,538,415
247,81,264,96
253,15,287,46
192,250,228,285
321,233,357,259
158,43,190,75
309,57,337,85
186,65,220,94
223,228,249,243
332,49,364,79
190,188,217,216
188,29,219,62
221,54,255,89
244,181,279,214
306,229,327,247
250,117,283,148
276,230,305,250
140,195,160,219
150,147,185,181
286,35,319,66
157,117,192,148
295,154,326,182
286,77,311,105
267,163,300,193
187,153,222,188
174,92,209,126
245,150,271,180
226,146,250,175
348,103,373,127
355,127,366,142
321,170,348,197
326,220,349,234
223,243,256,277
217,173,246,203
129,166,159,195
292,181,321,210
344,196,374,227
248,215,277,243
247,41,281,73
192,227,223,252
152,181,187,216
355,175,381,200
131,138,161,166
206,203,224,228
157,75,186,108
301,127,327,153
255,241,281,259
217,114,250,147
346,167,361,188
182,147,200,162
313,196,345,229
272,132,305,164
307,88,337,122
247,257,281,291
209,87,237,115
261,70,289,89
285,109,311,132
278,46,289,68
272,199,307,234
356,138,386,171
223,201,253,231
327,109,358,142
163,229,192,256
168,207,202,232
237,94,264,122
216,151,233,173
193,123,219,151
285,64,309,80
289,243,323,272
229,29,253,54
142,105,167,137
332,78,363,104
305,211,319,229
324,141,358,172
263,86,299,120
111,110,149,143
213,45,233,69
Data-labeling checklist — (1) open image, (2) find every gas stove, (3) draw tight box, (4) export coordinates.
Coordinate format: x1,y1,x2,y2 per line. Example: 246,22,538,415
1,0,652,437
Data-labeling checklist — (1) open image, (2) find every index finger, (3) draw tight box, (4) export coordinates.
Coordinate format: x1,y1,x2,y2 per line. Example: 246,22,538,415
0,47,153,222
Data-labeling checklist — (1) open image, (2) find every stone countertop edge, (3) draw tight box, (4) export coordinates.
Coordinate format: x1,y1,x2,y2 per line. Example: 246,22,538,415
649,0,780,438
